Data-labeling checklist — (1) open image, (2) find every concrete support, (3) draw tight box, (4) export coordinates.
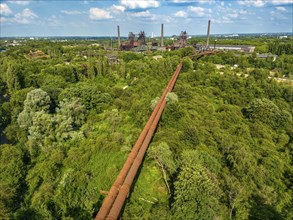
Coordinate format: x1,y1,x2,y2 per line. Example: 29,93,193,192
161,24,164,47
206,20,211,49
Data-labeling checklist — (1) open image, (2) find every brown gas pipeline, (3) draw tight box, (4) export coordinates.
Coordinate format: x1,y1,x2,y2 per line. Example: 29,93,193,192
105,62,182,220
95,63,182,220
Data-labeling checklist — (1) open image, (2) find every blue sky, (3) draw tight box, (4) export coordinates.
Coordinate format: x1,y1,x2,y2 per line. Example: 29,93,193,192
0,0,292,37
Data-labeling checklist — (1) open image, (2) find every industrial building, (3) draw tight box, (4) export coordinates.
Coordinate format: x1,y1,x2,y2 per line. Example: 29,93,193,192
117,24,190,52
214,45,255,53
116,20,255,53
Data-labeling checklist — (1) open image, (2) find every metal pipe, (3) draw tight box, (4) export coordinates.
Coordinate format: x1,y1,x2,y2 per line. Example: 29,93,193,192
95,64,181,220
107,99,168,220
106,63,182,220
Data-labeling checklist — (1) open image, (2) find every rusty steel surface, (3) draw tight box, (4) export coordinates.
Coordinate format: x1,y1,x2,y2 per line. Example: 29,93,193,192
189,51,219,60
106,63,182,219
107,98,168,220
95,63,182,220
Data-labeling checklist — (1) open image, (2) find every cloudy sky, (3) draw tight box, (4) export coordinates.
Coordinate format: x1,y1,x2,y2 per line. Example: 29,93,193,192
0,0,292,37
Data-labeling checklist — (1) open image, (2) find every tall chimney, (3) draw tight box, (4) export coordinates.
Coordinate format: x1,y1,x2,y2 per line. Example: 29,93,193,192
117,25,121,50
206,20,211,49
161,24,164,47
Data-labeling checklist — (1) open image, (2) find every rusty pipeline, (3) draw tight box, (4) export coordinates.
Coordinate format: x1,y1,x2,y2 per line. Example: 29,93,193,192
105,62,182,220
95,62,182,220
107,97,168,220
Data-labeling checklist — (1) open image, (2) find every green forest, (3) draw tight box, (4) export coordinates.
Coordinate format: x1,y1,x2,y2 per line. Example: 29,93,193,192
0,37,292,220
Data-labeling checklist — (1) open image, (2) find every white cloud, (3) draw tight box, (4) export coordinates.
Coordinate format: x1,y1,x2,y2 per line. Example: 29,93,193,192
111,4,126,13
0,17,8,23
13,16,29,24
61,10,82,15
0,7,37,24
238,0,292,7
197,0,216,3
22,8,38,18
174,5,212,18
228,13,238,18
212,17,233,24
163,15,174,23
129,10,157,21
171,0,189,2
270,10,287,19
270,0,292,4
44,16,61,27
131,10,153,17
89,8,113,20
174,10,187,18
188,6,212,16
238,0,265,7
8,0,30,6
120,0,160,9
221,2,225,6
171,0,216,3
239,9,248,14
188,6,205,16
13,8,37,24
275,6,287,11
0,3,12,16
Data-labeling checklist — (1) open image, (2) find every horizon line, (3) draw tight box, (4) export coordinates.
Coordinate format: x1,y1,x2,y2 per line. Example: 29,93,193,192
0,31,292,39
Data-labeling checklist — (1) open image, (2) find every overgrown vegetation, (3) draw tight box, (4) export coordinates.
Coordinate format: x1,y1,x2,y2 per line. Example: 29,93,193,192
0,38,292,219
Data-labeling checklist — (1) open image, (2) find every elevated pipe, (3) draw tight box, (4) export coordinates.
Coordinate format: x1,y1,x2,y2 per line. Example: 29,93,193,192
95,63,181,220
106,63,182,219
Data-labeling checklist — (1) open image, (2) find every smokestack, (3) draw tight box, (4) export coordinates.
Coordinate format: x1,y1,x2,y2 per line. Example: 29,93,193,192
117,25,121,50
161,24,164,47
206,20,211,49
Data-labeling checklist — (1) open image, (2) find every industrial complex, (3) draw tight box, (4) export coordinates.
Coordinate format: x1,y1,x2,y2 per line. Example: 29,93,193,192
115,20,255,53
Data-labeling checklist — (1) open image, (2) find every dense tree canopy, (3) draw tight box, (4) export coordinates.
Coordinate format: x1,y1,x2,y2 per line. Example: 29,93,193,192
0,37,292,219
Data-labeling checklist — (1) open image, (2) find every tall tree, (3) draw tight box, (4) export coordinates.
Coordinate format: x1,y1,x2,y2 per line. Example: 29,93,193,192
18,89,51,131
172,150,221,219
5,63,21,95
